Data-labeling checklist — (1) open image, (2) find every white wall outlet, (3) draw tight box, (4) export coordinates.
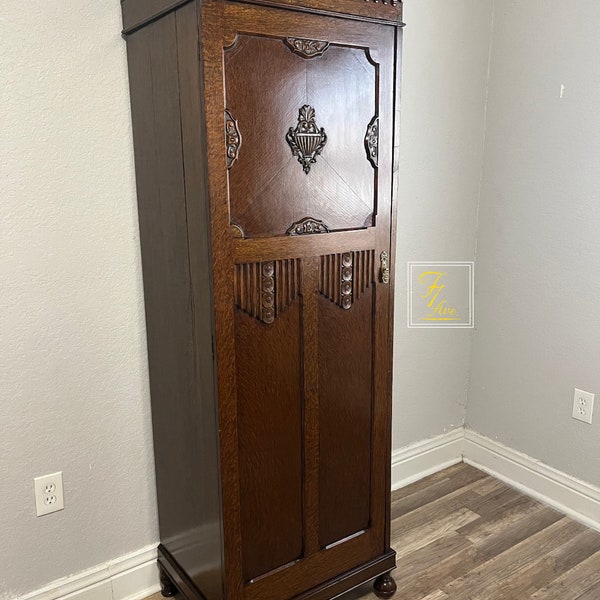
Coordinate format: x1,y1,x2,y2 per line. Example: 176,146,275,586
572,388,594,425
34,471,64,516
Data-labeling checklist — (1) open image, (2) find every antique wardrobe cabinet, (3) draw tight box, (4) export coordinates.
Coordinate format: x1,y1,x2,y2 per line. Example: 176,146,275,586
121,0,403,597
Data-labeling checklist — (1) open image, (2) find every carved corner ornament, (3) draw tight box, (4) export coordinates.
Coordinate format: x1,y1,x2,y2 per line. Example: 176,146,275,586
224,109,241,168
365,115,379,168
284,37,330,59
286,105,327,174
286,217,330,236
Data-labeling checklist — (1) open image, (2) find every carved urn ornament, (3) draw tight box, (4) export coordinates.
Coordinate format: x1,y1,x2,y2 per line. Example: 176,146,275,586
286,105,327,174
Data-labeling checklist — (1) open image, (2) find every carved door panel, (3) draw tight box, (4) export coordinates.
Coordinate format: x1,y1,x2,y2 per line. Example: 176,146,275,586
202,4,396,599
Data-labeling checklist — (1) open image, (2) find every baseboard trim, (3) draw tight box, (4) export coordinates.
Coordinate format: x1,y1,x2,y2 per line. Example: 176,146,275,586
17,429,600,600
391,428,464,490
464,429,600,533
17,545,159,600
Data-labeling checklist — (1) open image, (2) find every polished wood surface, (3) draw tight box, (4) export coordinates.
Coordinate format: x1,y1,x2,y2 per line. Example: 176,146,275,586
122,0,402,596
235,301,304,581
225,36,377,238
201,2,398,597
125,4,224,598
121,0,403,34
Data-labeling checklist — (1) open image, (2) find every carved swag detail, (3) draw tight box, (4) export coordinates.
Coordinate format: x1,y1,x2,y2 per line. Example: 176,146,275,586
286,217,330,236
286,105,327,174
224,109,241,168
365,116,379,168
284,37,330,59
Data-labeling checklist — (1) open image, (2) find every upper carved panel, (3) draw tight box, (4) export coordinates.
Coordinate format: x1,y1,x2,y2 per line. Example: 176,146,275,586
224,35,378,238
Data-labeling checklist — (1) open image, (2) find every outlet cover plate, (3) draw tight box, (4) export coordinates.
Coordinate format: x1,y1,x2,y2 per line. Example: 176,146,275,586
34,471,64,516
572,388,594,425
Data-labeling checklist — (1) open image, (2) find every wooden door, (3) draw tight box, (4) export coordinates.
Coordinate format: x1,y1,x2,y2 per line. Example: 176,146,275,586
201,3,397,598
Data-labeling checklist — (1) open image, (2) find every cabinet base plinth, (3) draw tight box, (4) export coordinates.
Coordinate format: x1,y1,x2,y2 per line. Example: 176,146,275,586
158,544,396,600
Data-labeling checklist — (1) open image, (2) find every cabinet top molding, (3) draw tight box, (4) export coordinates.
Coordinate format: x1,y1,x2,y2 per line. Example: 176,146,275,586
121,0,404,35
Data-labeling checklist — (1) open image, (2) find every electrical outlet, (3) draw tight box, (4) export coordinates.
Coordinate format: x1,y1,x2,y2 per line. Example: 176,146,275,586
572,389,594,425
34,472,64,516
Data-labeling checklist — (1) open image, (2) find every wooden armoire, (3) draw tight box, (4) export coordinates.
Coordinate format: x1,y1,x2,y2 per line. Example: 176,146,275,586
121,0,403,597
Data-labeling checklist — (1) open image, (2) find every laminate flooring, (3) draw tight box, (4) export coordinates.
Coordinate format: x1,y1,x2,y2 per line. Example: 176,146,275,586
146,463,600,600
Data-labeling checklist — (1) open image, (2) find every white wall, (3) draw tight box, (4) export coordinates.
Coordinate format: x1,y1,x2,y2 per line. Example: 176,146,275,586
1,2,158,597
13,0,597,596
1,0,494,595
393,0,493,448
467,0,600,486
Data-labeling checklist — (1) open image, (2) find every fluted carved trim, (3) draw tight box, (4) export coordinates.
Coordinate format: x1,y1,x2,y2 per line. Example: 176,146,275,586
234,259,300,323
319,249,375,310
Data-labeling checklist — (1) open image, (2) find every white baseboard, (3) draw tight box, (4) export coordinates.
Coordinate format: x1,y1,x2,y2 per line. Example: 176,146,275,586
463,429,600,533
391,428,464,490
16,429,600,600
391,427,600,533
17,545,159,600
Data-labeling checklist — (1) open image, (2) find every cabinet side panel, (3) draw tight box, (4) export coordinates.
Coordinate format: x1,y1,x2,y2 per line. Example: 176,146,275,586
125,6,224,599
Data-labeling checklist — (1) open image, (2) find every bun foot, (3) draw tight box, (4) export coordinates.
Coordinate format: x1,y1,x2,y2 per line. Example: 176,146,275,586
159,564,177,597
373,572,397,598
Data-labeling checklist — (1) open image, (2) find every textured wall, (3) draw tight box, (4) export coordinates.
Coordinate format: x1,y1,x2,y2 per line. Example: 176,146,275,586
467,0,600,485
0,2,158,597
392,0,493,449
9,0,581,595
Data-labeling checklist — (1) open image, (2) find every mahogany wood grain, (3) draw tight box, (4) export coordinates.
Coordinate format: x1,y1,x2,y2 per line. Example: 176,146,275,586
235,303,304,581
318,291,373,548
225,36,376,238
124,6,224,598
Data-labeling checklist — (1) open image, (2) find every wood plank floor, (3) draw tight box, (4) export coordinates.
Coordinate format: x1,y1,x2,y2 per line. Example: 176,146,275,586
146,463,600,600
345,463,600,599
